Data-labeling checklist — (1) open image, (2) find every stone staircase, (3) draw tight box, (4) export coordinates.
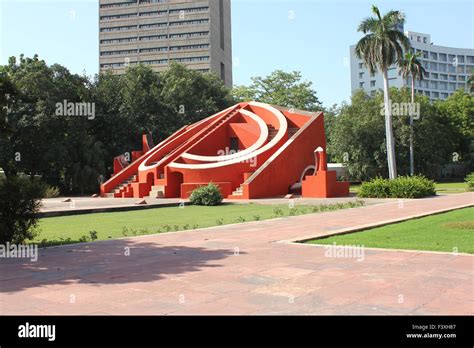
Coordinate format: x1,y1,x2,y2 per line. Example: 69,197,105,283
105,175,137,198
288,127,299,137
231,184,244,197
145,185,166,199
267,125,278,141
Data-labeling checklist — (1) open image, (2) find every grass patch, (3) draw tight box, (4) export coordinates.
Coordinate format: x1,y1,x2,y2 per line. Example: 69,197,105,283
306,207,474,254
351,181,468,195
34,201,365,247
435,181,468,194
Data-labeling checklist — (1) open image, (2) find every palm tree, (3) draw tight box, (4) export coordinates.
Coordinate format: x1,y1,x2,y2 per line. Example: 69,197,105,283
398,51,426,176
355,5,411,179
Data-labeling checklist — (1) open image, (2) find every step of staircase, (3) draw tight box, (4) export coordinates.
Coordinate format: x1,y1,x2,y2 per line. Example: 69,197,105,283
148,185,165,198
231,186,244,196
109,175,137,196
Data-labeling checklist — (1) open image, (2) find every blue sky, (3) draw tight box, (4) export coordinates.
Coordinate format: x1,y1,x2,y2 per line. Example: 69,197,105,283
1,0,473,106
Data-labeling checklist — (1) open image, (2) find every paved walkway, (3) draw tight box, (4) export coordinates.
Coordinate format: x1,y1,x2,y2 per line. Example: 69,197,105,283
1,193,472,315
39,195,394,216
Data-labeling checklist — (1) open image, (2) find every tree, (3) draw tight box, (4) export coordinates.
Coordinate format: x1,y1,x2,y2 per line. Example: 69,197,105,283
232,70,321,111
0,177,43,244
468,68,474,95
160,62,234,131
434,89,474,169
329,88,459,180
398,51,426,175
355,5,411,179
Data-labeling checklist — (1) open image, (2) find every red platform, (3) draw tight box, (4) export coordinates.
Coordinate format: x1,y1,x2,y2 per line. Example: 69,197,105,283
100,102,349,199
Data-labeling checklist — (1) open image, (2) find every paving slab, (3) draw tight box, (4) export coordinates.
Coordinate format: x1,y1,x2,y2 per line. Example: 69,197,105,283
0,193,472,315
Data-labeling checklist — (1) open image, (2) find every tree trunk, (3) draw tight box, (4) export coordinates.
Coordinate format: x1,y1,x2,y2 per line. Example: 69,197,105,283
409,76,415,176
382,70,397,179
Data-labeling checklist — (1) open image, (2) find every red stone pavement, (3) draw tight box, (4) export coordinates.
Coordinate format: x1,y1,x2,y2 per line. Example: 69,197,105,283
0,193,472,315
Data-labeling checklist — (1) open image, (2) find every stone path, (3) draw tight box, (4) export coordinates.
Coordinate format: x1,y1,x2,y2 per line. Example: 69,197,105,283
1,193,472,315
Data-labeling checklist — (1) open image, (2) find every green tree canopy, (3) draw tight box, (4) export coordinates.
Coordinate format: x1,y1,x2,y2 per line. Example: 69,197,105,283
232,70,321,111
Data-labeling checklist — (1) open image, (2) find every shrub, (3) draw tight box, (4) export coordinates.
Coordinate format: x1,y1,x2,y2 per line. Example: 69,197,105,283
357,177,391,198
189,183,223,206
358,176,436,198
273,207,284,217
89,230,98,241
0,177,43,244
465,172,474,191
43,185,61,198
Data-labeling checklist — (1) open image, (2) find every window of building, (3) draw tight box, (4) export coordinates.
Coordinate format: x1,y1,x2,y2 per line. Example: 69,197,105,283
429,52,437,60
358,63,364,69
370,80,376,87
169,31,209,39
359,72,364,79
169,7,209,15
140,47,168,53
100,1,137,9
101,37,137,44
221,62,226,84
431,73,438,79
219,0,225,50
359,82,365,88
139,34,167,41
169,19,209,26
100,25,136,32
169,44,210,51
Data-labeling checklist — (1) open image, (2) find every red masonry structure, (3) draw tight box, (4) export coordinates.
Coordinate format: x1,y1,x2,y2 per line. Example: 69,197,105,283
100,102,349,199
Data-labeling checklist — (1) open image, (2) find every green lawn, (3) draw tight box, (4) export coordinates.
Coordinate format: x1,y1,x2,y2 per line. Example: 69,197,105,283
350,181,468,195
35,201,364,246
434,182,469,194
306,207,474,254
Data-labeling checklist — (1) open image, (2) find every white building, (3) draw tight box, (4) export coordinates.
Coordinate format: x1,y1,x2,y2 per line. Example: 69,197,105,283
350,30,474,101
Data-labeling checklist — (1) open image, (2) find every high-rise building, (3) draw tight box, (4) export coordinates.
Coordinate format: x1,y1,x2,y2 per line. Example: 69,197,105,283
99,0,233,87
350,30,474,101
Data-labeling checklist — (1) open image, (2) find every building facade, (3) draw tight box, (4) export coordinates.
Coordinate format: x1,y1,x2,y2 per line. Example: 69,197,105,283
99,0,233,87
100,102,349,199
350,30,474,101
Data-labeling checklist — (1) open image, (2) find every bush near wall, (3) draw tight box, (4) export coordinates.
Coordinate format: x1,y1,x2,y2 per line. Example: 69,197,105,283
0,177,43,244
189,183,223,206
358,176,436,199
465,172,474,191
